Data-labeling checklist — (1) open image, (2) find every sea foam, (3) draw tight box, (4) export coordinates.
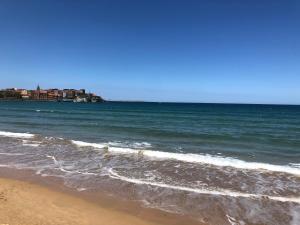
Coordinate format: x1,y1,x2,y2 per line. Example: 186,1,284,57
71,140,107,149
0,131,34,139
71,140,300,176
108,168,300,204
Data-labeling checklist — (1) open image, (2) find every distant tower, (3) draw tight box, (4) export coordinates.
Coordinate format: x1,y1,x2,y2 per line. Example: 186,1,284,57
37,84,41,91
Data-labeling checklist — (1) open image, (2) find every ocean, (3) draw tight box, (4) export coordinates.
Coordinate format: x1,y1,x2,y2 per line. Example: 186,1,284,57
0,101,299,224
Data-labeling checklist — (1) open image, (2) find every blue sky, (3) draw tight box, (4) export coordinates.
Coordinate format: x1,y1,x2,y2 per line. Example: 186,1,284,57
0,0,299,104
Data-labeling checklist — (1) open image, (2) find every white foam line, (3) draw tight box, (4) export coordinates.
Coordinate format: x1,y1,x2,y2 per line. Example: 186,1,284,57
23,143,40,147
46,155,76,174
71,140,107,149
71,140,300,176
108,168,300,204
142,151,300,177
0,131,34,139
290,163,300,169
0,164,12,168
46,155,97,176
109,146,138,154
0,152,24,156
226,215,239,225
46,155,59,164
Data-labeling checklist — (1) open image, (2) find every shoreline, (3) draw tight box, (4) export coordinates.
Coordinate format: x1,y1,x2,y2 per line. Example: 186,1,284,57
0,167,203,225
0,177,158,225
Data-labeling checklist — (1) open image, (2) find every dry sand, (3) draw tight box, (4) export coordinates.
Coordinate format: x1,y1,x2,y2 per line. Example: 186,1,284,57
0,177,160,225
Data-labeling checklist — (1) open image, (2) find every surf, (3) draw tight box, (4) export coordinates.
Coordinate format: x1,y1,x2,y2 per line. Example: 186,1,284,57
71,139,300,176
108,168,300,204
0,130,34,139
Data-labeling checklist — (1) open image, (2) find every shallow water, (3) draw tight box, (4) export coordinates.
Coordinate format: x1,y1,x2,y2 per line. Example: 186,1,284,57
0,102,299,224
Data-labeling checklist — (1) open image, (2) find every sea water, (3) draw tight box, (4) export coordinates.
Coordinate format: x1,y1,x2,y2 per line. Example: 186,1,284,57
0,101,299,224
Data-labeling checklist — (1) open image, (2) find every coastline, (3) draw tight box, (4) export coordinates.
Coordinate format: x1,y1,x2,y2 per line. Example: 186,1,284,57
0,102,299,225
0,167,203,225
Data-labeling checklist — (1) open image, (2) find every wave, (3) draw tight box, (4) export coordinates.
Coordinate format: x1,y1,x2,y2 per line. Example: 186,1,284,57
22,140,41,147
290,163,300,169
0,152,25,156
1,131,299,177
0,131,34,139
142,150,300,176
108,168,300,204
35,109,54,113
46,155,98,176
71,140,300,176
108,141,152,149
71,140,107,149
226,215,239,225
22,143,40,147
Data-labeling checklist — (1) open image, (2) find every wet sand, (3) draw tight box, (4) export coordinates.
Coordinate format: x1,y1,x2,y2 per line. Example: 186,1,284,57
0,168,204,225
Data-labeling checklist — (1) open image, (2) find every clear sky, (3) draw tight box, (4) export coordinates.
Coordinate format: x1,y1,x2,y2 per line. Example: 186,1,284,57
0,0,299,104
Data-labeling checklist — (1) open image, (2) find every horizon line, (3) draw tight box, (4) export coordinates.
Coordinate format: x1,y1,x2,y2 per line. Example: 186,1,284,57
106,100,300,106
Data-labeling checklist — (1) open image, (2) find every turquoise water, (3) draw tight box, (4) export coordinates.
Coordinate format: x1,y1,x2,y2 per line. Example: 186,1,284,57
0,101,299,165
0,101,299,224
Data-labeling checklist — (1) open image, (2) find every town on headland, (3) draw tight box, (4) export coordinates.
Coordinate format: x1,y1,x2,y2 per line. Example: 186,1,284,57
0,85,104,103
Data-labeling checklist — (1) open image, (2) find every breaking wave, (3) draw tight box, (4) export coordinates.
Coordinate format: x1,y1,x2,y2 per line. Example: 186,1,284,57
71,140,300,176
108,168,300,204
71,140,107,149
1,130,299,177
0,131,34,139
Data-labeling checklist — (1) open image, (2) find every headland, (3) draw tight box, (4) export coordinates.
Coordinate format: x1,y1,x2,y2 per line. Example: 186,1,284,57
0,85,104,103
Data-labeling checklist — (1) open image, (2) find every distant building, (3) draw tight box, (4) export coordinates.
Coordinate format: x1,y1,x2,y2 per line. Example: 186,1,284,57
63,89,76,99
39,90,48,100
0,85,104,102
47,89,60,101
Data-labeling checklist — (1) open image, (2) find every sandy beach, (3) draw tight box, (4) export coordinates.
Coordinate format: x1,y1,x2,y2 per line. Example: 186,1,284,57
0,177,161,225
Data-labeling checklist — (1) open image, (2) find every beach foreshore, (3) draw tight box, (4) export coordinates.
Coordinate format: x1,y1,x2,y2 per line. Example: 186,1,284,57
0,168,203,225
0,177,157,225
